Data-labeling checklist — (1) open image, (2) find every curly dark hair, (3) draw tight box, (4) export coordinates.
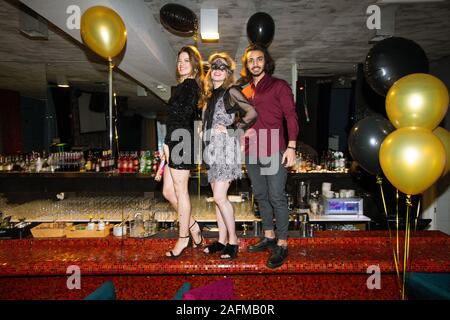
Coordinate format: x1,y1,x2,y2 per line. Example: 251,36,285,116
240,44,275,83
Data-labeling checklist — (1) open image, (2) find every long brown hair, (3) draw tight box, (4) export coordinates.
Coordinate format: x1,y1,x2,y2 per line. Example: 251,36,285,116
201,52,236,110
176,45,204,89
240,44,275,84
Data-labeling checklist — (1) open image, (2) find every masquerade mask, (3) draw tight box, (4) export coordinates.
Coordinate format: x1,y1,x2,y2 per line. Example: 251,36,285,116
211,60,230,71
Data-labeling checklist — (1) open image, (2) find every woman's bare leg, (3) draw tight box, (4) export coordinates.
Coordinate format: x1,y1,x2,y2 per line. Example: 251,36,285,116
204,181,228,253
213,180,238,246
165,168,192,256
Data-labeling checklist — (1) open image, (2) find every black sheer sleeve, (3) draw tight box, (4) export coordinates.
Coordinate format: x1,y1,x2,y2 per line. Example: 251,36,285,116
224,86,257,130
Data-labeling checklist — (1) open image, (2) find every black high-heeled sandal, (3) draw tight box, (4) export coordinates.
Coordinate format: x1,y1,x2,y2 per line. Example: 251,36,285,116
166,235,192,258
203,241,226,254
189,221,204,247
220,244,239,260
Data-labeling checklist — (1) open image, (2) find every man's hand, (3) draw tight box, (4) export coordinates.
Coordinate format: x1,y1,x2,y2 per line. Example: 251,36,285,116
282,148,296,168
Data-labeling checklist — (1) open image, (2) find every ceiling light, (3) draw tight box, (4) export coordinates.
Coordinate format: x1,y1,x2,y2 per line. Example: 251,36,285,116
200,9,219,41
56,75,70,88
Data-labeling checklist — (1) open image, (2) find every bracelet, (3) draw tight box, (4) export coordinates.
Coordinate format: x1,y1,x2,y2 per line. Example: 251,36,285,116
287,146,296,150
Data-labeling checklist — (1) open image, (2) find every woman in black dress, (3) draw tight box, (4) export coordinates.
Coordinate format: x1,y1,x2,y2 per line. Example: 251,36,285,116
163,46,204,257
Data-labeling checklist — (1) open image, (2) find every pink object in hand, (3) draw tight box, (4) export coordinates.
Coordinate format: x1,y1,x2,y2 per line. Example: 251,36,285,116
183,278,235,300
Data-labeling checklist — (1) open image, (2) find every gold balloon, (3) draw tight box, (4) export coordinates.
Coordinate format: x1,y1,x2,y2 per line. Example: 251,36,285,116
81,6,127,61
433,126,450,176
386,73,449,129
380,127,446,195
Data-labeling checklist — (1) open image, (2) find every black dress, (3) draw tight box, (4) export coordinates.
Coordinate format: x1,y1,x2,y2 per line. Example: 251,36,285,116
164,78,200,170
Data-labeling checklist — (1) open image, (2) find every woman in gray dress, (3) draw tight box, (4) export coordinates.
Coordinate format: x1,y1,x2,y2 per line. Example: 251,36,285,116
201,52,257,259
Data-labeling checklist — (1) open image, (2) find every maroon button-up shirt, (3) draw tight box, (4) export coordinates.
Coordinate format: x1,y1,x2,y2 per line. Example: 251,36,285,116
242,74,299,157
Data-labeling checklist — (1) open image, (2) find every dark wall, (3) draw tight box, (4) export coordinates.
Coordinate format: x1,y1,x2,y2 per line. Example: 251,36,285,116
118,114,142,151
328,88,352,152
50,87,73,146
430,56,450,130
296,77,332,155
0,89,22,154
21,96,46,153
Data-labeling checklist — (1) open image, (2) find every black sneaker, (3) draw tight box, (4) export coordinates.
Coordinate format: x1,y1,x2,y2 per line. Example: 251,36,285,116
247,237,277,253
266,245,288,269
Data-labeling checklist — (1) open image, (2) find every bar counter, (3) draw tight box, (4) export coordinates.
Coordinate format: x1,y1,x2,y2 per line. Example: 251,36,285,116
0,230,448,300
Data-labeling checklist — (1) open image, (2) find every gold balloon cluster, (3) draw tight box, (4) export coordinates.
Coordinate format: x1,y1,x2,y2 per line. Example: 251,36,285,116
380,73,449,195
81,6,127,61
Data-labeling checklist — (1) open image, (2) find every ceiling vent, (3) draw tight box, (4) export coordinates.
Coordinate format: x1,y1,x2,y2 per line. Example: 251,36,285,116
19,8,48,40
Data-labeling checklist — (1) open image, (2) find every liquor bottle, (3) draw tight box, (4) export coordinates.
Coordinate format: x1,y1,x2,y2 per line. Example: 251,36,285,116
139,151,146,173
122,152,128,173
36,155,43,173
95,154,101,173
0,156,3,172
127,152,134,173
133,152,139,173
108,150,113,172
145,151,153,173
85,152,92,172
78,152,84,172
117,152,123,173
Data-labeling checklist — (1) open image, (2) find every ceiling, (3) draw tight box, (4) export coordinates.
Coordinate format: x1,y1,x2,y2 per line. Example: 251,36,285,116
0,0,449,116
147,0,450,81
0,0,169,117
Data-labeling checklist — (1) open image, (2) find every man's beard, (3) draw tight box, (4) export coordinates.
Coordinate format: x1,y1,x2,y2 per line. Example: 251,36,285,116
250,67,264,77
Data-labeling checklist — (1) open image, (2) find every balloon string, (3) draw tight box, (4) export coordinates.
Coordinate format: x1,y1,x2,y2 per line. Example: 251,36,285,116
109,61,114,154
395,189,402,298
414,199,421,232
198,163,201,198
377,176,401,291
402,195,412,300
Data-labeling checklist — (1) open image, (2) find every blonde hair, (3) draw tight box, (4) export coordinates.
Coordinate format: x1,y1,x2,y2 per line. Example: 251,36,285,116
201,52,236,110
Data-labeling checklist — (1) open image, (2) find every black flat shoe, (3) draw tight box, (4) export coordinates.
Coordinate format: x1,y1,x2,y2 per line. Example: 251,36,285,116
203,241,226,254
220,244,239,260
247,237,277,253
166,235,192,258
190,221,204,247
266,245,288,269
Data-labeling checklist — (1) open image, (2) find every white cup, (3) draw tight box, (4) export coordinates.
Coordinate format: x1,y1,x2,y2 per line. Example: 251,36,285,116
113,224,127,237
324,190,334,198
322,182,332,194
339,189,347,198
346,189,355,198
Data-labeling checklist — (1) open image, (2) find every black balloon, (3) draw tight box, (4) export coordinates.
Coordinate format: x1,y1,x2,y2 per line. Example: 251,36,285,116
247,12,275,47
364,37,429,96
160,3,197,37
348,115,394,175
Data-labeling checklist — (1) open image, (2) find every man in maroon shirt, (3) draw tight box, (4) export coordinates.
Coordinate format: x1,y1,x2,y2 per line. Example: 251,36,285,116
241,44,299,268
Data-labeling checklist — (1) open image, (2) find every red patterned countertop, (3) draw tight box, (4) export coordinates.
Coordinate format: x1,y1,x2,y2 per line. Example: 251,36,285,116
0,231,449,277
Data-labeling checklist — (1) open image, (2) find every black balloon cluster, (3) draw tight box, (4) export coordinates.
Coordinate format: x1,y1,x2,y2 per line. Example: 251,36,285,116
348,37,429,176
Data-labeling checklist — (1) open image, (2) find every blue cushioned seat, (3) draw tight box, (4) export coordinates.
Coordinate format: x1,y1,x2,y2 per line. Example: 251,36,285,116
84,281,116,300
406,272,450,300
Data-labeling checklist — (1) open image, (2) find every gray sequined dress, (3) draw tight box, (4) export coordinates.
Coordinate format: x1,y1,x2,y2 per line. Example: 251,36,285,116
206,95,242,183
